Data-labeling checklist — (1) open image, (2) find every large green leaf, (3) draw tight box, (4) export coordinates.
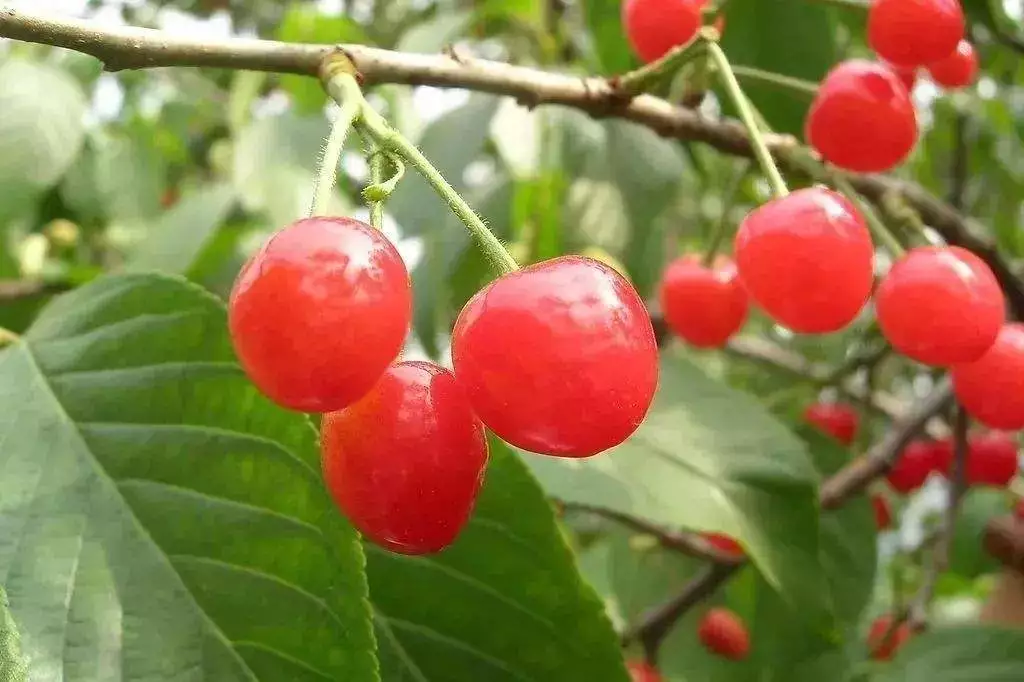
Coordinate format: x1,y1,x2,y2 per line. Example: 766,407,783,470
878,626,1024,681
0,586,26,682
367,440,629,682
522,354,830,628
720,0,837,135
949,488,1007,579
0,274,377,681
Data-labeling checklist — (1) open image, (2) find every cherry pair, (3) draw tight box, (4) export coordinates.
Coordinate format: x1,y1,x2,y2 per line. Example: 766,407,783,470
887,432,1019,493
870,0,977,89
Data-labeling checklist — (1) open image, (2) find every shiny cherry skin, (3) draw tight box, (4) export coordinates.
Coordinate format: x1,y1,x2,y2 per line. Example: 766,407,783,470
735,187,874,333
868,0,964,68
891,64,918,91
453,256,658,458
229,217,411,412
876,246,1005,367
868,614,911,660
953,324,1024,430
804,401,859,445
927,40,978,89
887,440,941,493
703,532,745,558
698,608,750,661
806,60,918,173
658,254,749,348
872,494,893,531
622,0,704,64
965,431,1019,487
321,361,488,555
626,660,663,682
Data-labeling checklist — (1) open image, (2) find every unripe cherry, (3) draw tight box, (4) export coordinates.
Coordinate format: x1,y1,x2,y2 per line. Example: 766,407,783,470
873,494,893,531
452,256,659,458
887,440,941,493
806,60,918,173
321,361,488,555
698,608,750,660
965,431,1019,488
658,254,749,348
626,660,663,682
876,246,1005,366
927,40,978,89
803,401,860,445
622,0,703,64
735,187,874,333
229,216,411,412
868,0,964,68
868,614,911,660
952,324,1024,430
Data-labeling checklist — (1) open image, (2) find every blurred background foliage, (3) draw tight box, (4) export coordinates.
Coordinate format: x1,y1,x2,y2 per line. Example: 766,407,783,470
2,1,1024,680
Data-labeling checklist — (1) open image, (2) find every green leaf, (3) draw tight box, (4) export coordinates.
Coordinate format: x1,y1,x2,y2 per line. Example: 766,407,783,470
368,439,628,682
125,183,237,274
522,354,830,627
580,0,637,74
719,0,837,135
0,59,87,191
878,626,1024,681
0,586,27,682
949,488,1007,579
0,274,377,681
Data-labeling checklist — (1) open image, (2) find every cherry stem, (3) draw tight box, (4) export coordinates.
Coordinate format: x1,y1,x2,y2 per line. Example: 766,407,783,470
616,39,708,96
704,39,789,199
309,72,362,217
731,65,818,97
702,161,750,267
364,146,404,230
831,175,907,257
358,102,519,275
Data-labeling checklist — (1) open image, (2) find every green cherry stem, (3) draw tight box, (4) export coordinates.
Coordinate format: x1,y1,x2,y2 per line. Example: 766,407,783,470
831,174,907,257
616,39,708,95
731,65,818,98
359,104,519,275
704,39,789,199
702,161,750,267
367,145,385,230
310,72,362,217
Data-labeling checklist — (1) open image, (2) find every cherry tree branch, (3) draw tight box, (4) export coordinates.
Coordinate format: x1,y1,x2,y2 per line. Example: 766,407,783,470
2,8,1022,316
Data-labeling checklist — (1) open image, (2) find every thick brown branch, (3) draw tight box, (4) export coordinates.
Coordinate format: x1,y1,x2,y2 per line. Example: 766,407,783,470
2,8,1022,316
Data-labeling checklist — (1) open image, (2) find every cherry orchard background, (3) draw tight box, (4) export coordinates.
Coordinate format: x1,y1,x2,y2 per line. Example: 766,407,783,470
2,0,1024,681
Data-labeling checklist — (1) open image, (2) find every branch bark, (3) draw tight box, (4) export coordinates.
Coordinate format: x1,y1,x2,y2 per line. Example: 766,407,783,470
2,8,1022,316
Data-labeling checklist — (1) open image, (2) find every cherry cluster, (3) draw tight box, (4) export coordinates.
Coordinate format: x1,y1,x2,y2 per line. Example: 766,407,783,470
228,217,659,555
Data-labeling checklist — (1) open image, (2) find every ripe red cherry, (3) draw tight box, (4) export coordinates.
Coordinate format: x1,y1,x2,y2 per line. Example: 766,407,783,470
452,256,658,458
622,0,704,64
698,608,750,660
804,402,859,445
965,432,1019,487
321,361,488,555
626,660,663,682
887,440,941,493
658,254,749,348
806,60,918,173
876,246,1005,367
735,187,874,333
872,494,893,531
953,324,1024,430
890,64,918,91
229,217,411,412
868,614,911,660
868,0,964,68
927,40,978,89
703,532,745,558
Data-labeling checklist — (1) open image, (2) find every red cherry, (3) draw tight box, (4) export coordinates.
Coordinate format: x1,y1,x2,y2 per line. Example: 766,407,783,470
703,532,745,558
452,256,658,458
806,60,918,173
658,254,749,348
321,361,488,555
626,660,663,682
698,608,750,661
872,494,893,531
927,39,978,89
229,217,411,412
890,64,918,91
735,187,874,333
867,614,911,660
965,431,1019,487
804,402,860,445
953,324,1024,430
887,440,940,493
876,246,1005,367
868,0,964,68
622,0,704,64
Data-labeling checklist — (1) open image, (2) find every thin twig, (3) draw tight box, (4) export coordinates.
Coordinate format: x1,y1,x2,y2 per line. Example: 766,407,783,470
0,279,69,301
